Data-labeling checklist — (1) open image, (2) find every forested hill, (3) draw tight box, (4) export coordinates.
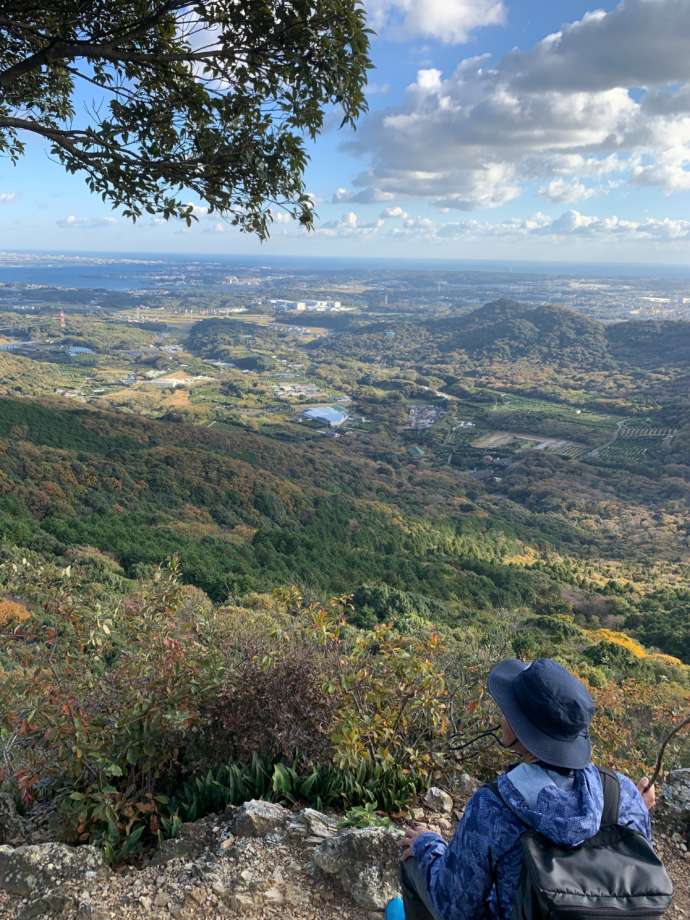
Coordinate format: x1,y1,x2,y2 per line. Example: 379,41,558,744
311,300,609,368
317,299,690,374
607,318,690,367
423,300,612,366
0,395,560,606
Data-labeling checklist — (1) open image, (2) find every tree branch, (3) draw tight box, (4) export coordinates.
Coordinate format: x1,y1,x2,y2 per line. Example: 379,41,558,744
0,42,242,87
0,1,191,87
645,713,690,792
0,18,49,38
0,114,256,181
0,116,84,153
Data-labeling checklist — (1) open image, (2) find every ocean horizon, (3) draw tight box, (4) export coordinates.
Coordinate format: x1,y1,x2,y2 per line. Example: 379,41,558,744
1,248,690,291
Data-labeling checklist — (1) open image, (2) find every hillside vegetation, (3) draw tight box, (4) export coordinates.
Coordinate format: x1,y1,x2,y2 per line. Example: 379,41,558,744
0,545,687,864
0,394,687,662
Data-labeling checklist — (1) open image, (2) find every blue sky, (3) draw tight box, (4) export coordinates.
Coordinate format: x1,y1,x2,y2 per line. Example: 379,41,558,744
3,0,690,262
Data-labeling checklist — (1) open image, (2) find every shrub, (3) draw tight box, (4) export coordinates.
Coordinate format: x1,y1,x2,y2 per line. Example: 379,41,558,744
528,615,583,640
0,599,31,626
190,638,338,770
1,559,220,859
1,551,686,866
0,562,449,860
585,628,649,659
350,585,452,629
587,678,690,778
583,640,639,671
332,624,449,779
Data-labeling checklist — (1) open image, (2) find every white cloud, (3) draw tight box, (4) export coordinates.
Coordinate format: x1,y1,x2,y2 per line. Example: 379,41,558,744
367,82,391,96
531,154,627,179
403,210,690,243
347,0,690,211
366,0,506,44
56,215,118,229
536,210,690,241
312,207,690,245
332,186,395,204
203,222,230,234
504,0,690,93
538,178,598,204
414,68,443,94
380,206,409,219
432,164,521,211
632,148,690,193
390,216,439,238
0,193,16,204
316,211,385,238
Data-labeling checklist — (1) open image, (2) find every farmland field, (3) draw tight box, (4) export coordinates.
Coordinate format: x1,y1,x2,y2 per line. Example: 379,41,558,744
472,430,583,456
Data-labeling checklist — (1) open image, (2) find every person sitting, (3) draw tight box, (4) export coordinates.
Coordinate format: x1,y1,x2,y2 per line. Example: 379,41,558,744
394,658,656,920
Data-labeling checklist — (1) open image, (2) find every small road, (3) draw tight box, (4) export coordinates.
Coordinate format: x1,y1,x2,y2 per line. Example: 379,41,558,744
418,385,459,402
588,419,628,459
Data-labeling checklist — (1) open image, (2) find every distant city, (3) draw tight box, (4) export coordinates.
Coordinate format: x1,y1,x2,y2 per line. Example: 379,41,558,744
1,250,690,324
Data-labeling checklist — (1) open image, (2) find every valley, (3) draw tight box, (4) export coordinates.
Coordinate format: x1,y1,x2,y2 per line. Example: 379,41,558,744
0,260,688,664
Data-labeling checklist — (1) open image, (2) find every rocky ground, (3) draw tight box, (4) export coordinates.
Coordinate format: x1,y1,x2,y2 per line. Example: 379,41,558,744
0,772,688,920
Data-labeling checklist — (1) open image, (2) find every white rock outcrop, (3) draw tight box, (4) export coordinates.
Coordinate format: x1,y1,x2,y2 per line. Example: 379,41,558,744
0,842,108,897
313,826,404,910
424,787,453,815
232,799,292,838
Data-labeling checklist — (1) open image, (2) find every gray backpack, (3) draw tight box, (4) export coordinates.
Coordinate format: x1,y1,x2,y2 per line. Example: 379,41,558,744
490,768,674,918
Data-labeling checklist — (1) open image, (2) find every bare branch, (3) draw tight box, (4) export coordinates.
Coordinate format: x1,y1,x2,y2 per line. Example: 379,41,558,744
645,713,690,791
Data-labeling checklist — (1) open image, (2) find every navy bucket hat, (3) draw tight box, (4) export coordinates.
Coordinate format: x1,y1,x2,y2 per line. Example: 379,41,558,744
488,658,595,770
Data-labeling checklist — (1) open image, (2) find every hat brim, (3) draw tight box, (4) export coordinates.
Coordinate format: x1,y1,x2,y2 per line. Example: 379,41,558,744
488,659,592,770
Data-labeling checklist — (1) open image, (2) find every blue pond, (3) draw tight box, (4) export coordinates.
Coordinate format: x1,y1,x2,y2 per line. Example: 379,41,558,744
303,406,348,427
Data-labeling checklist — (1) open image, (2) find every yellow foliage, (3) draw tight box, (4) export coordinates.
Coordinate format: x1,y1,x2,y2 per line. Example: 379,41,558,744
585,628,688,673
241,592,276,611
0,599,31,626
650,651,687,669
585,628,649,659
504,544,539,566
271,585,303,615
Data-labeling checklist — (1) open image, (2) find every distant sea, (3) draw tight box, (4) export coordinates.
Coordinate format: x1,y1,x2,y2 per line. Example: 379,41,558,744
1,249,690,291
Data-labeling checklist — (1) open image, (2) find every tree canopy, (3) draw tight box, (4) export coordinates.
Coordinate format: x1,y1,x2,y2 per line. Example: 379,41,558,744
0,1,371,235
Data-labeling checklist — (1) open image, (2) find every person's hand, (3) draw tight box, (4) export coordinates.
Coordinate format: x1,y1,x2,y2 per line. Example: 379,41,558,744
401,824,432,861
637,777,656,811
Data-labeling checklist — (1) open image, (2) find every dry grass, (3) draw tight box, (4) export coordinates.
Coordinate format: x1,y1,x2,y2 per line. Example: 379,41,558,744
0,598,31,626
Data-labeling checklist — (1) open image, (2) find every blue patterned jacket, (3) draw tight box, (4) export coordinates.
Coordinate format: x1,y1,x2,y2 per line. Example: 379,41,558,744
412,763,652,920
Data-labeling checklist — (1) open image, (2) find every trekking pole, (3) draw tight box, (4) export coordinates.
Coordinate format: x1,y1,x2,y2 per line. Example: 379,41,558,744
644,713,690,793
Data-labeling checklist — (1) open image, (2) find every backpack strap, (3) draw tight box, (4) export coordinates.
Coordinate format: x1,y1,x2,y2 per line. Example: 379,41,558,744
598,767,621,827
491,770,621,828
